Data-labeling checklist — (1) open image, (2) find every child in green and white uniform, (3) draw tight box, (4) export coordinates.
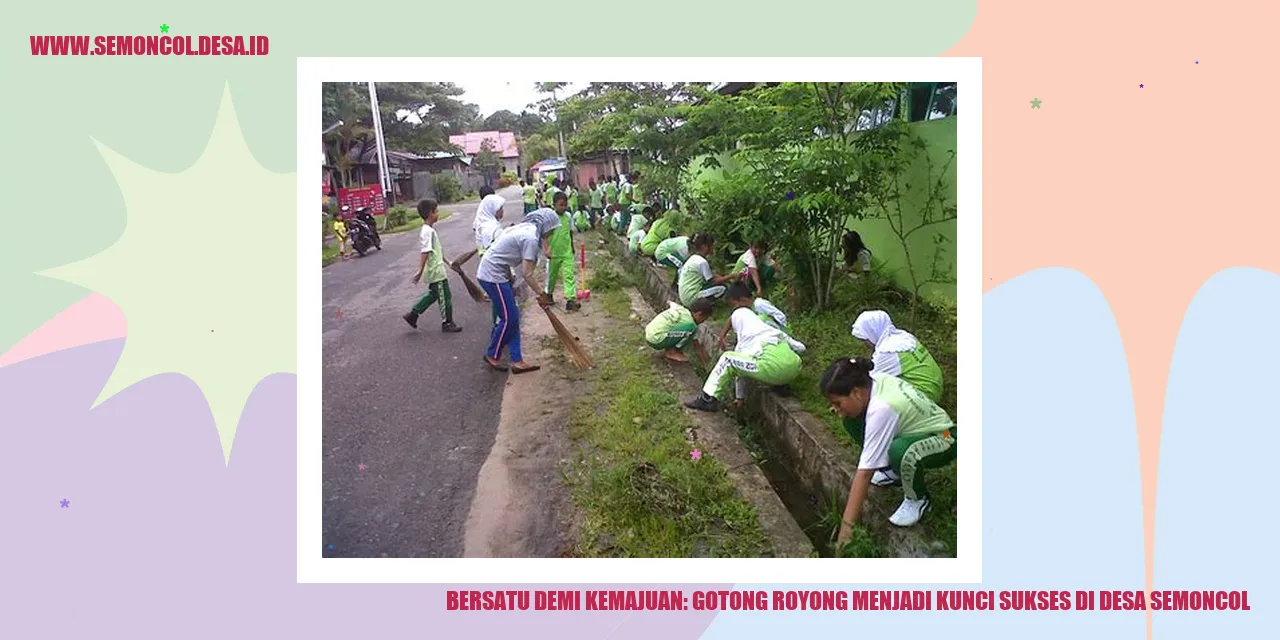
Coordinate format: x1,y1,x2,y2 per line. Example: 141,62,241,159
567,184,579,212
573,206,591,231
521,181,537,215
604,179,620,210
684,283,802,412
626,205,650,238
851,310,944,404
735,240,778,298
655,235,690,270
403,199,463,333
645,298,714,362
677,233,734,306
820,356,955,533
640,208,674,257
545,191,580,311
608,205,623,234
588,180,605,226
753,297,806,354
628,219,650,255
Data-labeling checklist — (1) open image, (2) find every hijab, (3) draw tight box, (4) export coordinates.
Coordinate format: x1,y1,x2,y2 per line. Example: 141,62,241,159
473,194,506,248
851,310,918,354
524,208,561,237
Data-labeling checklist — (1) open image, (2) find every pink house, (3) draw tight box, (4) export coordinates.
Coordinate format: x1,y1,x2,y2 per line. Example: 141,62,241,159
448,131,521,175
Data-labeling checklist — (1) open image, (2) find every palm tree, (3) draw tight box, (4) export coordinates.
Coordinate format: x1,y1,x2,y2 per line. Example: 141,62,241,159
325,112,373,188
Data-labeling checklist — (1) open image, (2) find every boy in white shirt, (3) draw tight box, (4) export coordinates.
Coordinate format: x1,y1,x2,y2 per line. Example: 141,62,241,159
684,283,804,412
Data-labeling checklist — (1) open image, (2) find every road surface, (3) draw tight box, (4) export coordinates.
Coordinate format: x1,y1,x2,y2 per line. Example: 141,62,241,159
321,186,527,557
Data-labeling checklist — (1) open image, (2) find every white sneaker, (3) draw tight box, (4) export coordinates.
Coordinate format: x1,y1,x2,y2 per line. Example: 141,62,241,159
889,497,930,527
871,469,901,487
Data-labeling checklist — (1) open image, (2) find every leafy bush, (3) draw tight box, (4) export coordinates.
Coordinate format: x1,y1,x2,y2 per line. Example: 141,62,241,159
499,171,518,187
386,205,412,228
433,173,463,203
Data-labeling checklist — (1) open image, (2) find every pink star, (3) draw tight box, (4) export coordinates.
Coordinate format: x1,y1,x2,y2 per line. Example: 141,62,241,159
358,464,366,471
690,450,702,461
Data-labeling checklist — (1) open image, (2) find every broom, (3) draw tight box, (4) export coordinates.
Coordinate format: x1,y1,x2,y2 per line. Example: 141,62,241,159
450,261,489,303
575,242,591,300
522,280,594,369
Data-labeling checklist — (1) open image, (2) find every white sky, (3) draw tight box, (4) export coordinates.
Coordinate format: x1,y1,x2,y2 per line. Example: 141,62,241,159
455,82,584,118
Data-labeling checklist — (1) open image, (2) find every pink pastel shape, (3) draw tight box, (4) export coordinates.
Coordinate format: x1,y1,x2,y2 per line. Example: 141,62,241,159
0,293,126,369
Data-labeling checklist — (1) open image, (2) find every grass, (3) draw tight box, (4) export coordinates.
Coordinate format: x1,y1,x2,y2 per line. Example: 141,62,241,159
322,244,340,267
560,243,770,558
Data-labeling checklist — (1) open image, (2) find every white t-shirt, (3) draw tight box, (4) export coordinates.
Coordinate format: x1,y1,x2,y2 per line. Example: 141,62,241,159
740,248,758,271
682,254,713,282
729,307,782,357
856,249,872,272
860,385,901,470
419,224,438,254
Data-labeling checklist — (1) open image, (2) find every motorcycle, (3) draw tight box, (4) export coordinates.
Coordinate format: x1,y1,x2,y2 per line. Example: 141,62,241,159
345,207,382,256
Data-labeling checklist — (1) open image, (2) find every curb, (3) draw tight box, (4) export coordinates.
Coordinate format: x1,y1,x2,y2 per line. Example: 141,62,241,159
607,235,946,558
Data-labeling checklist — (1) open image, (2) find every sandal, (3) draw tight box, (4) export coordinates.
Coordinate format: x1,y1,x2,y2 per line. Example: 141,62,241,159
483,356,509,372
510,364,541,375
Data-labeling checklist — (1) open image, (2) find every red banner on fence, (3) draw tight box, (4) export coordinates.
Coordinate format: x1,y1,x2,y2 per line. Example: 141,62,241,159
337,184,387,216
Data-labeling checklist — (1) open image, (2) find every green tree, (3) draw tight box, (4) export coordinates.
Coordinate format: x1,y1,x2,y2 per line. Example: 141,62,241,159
690,82,906,309
474,138,503,188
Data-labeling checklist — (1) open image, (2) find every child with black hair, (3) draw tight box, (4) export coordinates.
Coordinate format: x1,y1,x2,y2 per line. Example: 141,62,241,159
677,233,735,306
403,199,462,333
545,191,581,311
819,356,955,535
735,239,778,298
573,202,591,232
645,298,715,363
684,283,802,413
843,230,873,274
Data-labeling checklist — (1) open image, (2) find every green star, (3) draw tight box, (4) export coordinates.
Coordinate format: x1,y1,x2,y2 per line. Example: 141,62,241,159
41,84,296,462
160,24,169,34
1031,98,1042,109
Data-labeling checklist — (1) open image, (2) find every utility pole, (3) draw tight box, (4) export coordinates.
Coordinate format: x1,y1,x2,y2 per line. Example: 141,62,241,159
367,82,393,221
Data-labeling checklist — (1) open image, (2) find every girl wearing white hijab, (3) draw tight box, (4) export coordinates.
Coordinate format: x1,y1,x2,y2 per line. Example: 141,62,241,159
849,310,946,490
851,310,944,404
451,193,508,318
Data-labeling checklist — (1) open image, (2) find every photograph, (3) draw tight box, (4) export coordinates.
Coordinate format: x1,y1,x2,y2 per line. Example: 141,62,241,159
316,78,962,561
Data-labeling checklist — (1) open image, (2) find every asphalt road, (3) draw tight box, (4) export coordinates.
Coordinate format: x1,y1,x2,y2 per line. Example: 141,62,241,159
321,186,527,557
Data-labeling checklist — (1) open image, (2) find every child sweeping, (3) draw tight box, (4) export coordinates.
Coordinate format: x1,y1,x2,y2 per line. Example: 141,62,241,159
677,233,735,306
545,192,581,311
476,209,559,373
820,356,955,532
684,283,803,412
851,310,944,404
403,199,463,333
645,298,715,363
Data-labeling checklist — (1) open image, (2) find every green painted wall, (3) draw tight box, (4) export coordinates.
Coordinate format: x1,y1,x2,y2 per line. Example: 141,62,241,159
852,117,957,302
684,117,957,302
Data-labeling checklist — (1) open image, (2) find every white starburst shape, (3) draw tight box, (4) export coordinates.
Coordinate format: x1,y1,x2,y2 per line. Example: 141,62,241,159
42,83,296,461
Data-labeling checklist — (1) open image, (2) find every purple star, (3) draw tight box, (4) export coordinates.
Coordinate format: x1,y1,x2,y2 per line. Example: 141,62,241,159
785,192,795,201
60,499,70,508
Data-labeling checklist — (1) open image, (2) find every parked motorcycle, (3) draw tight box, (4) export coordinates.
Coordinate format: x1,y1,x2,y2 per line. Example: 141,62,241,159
346,207,383,256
